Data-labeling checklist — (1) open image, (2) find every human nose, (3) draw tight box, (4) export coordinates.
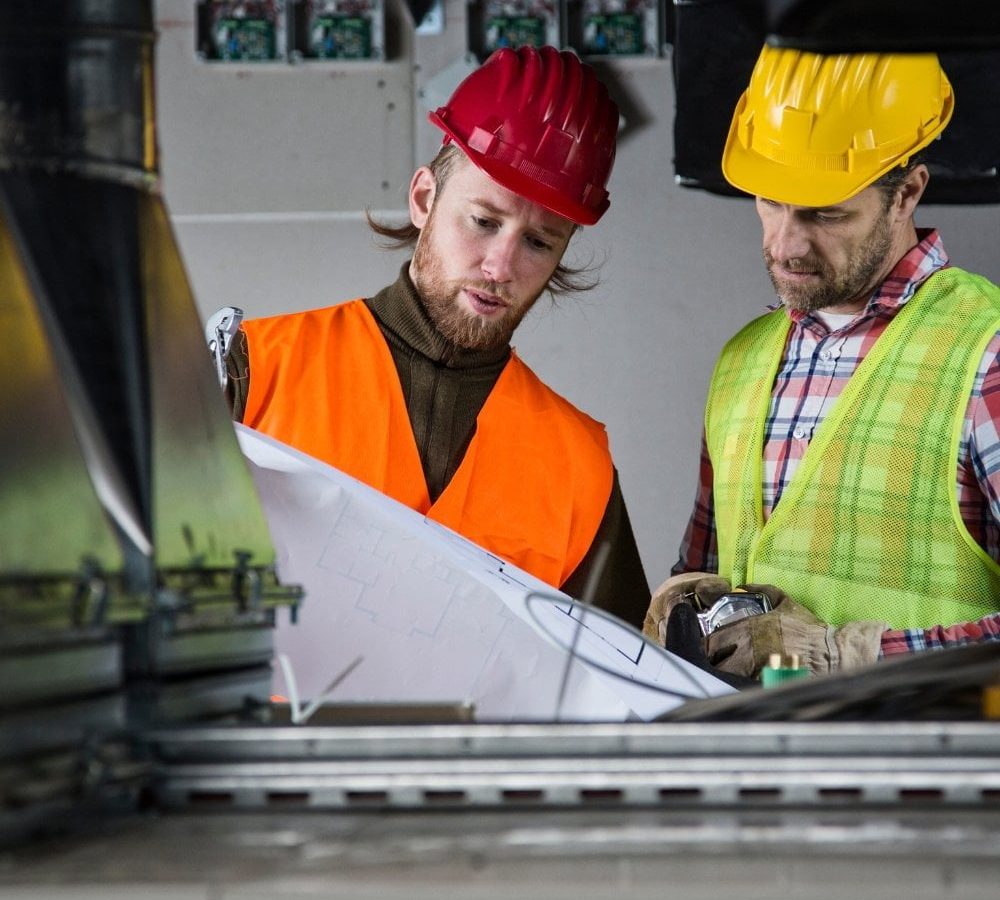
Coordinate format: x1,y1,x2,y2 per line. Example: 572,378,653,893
481,234,517,283
765,210,810,263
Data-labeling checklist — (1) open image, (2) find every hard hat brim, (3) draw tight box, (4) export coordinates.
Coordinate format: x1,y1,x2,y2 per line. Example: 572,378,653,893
722,131,877,207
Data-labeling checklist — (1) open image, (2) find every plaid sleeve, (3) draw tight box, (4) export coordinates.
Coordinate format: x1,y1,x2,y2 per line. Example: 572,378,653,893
881,613,1000,656
672,431,719,575
965,333,1000,551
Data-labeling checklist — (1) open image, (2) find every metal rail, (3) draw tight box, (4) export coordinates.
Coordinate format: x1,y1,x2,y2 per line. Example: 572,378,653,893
148,721,1000,812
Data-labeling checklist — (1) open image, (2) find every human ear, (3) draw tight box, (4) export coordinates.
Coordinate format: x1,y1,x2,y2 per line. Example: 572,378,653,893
895,163,930,220
408,167,436,229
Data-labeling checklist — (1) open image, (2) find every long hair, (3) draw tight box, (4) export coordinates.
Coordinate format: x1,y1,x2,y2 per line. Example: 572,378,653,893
366,143,599,297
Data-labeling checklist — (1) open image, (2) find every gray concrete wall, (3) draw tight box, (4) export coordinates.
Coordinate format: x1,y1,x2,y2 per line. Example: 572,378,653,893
155,0,1000,592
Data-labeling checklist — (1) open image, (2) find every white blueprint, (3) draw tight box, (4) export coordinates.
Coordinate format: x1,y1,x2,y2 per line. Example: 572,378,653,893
236,424,734,722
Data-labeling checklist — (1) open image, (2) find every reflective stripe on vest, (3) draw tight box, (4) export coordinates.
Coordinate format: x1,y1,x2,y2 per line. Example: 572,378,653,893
241,299,613,588
706,268,1000,629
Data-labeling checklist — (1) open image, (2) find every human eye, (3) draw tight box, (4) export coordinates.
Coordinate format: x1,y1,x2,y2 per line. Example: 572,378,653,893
471,214,497,231
813,209,847,223
525,233,554,253
755,197,782,220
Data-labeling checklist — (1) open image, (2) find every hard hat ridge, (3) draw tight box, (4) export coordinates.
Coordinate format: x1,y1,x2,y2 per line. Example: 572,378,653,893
428,45,618,225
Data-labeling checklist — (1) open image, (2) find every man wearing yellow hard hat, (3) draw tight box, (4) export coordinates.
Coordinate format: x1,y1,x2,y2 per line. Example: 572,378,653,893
644,45,1000,681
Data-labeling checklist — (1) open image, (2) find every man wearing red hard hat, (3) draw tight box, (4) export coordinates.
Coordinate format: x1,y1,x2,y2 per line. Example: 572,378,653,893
223,46,650,626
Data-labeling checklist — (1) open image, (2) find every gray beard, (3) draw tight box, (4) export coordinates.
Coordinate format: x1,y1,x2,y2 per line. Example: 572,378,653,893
767,211,893,315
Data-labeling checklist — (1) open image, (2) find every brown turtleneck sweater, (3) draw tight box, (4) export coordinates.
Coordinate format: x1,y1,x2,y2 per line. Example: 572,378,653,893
227,265,650,627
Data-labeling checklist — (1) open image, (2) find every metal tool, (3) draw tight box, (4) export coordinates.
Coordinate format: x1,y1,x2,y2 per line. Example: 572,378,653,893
695,591,773,636
205,306,244,389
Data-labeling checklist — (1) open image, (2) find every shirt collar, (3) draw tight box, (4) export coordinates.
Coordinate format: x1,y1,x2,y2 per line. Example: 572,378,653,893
864,227,949,315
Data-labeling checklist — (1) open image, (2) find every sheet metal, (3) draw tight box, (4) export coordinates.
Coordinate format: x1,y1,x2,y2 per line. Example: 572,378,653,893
146,721,1000,812
0,204,133,624
2,722,1000,899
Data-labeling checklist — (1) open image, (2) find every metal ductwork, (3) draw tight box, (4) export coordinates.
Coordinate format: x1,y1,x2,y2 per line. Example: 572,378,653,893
0,0,300,846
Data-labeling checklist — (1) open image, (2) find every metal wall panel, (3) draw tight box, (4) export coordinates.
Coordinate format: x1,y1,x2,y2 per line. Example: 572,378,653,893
171,216,408,320
156,0,416,216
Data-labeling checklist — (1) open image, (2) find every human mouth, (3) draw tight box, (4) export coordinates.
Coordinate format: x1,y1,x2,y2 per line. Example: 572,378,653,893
463,288,509,317
771,265,823,290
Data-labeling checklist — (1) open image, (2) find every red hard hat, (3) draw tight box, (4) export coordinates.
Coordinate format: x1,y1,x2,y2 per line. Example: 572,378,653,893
428,46,618,226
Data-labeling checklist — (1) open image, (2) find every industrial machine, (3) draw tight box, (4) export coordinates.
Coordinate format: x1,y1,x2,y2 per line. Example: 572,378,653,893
1,3,999,897
0,0,300,847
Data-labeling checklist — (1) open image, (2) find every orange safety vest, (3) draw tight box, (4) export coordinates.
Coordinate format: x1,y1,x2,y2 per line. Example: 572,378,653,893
241,300,613,588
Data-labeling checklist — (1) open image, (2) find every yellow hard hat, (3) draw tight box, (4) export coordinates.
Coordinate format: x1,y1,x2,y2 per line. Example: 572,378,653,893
722,45,954,206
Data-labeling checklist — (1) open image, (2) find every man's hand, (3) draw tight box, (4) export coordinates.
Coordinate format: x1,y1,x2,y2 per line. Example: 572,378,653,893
664,603,758,689
706,585,889,678
642,571,732,645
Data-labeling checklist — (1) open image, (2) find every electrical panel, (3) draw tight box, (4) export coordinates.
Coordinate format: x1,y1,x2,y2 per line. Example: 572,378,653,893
571,0,660,57
197,1,286,61
467,0,664,60
195,0,385,62
468,0,562,59
290,0,384,60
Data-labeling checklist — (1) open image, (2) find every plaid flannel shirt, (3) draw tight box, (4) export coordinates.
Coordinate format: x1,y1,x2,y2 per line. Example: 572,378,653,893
674,229,1000,654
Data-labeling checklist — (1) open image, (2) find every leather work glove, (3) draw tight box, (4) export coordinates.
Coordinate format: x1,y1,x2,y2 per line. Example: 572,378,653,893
706,584,890,679
642,571,732,646
664,603,758,690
